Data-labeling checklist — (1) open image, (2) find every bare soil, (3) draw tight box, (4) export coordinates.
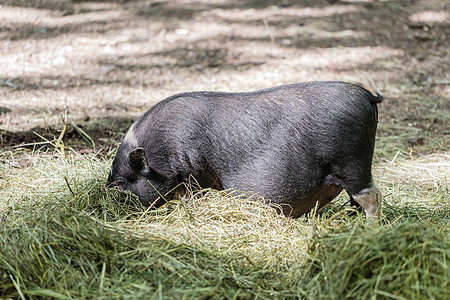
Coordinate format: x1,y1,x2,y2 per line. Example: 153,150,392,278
0,0,448,153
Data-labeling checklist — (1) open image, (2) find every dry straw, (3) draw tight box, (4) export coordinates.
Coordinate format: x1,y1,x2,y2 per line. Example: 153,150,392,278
0,149,449,299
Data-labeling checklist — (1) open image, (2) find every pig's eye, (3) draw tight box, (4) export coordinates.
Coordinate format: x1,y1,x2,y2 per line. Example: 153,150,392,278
116,179,127,189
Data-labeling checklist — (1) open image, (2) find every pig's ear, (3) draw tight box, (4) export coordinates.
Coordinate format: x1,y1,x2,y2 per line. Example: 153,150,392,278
129,148,150,174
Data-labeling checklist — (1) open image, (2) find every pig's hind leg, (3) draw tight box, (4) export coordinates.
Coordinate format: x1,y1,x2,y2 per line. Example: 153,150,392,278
336,162,382,220
349,182,382,220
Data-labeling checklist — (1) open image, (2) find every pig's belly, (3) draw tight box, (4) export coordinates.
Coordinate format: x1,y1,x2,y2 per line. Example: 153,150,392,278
278,185,343,217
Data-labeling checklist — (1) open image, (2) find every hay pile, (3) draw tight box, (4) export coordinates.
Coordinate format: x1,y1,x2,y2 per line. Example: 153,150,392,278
0,154,449,299
302,222,449,299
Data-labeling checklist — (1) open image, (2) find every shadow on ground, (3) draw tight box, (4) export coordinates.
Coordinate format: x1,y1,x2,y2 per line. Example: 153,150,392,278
0,117,134,154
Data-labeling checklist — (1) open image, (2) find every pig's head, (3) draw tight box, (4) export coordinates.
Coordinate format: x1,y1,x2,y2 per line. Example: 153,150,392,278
107,144,177,209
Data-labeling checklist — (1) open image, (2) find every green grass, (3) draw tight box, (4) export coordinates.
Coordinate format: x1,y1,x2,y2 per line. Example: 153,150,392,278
0,148,449,299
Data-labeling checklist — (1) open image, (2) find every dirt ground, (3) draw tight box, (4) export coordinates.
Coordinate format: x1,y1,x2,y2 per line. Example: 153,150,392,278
0,0,448,153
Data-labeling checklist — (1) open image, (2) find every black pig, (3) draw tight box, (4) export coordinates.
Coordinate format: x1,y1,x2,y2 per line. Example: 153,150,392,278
108,81,383,218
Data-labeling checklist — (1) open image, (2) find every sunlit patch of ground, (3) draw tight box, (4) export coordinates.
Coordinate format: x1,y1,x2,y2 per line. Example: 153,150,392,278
1,0,448,133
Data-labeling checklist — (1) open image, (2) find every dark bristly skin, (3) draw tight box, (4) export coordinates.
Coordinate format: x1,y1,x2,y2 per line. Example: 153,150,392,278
107,81,383,218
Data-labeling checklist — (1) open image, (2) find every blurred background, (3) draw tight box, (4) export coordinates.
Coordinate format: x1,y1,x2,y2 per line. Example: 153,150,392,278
0,0,448,155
